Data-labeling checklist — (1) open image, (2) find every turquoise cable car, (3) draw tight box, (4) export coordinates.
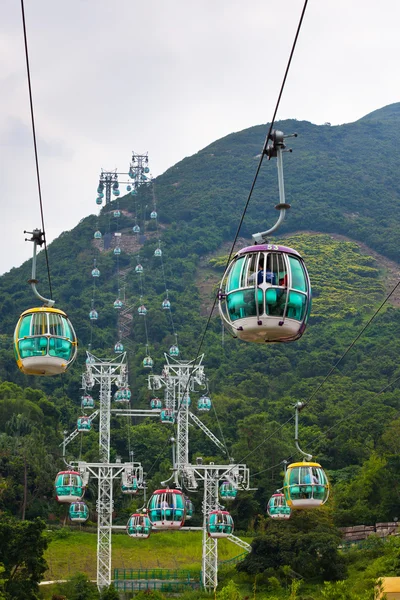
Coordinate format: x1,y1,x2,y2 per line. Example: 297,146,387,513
114,387,131,402
114,342,124,354
154,248,162,257
89,309,98,321
267,492,291,519
94,230,102,239
131,190,138,197
92,268,100,277
148,489,186,530
126,185,132,192
14,307,78,376
181,394,191,408
69,502,89,523
113,299,123,309
96,198,103,205
114,247,121,256
112,189,120,197
219,246,311,343
169,345,179,357
114,210,121,218
150,211,157,219
55,470,84,503
144,167,150,173
150,398,162,410
143,356,154,368
132,224,140,233
97,191,104,198
219,481,237,501
160,408,174,423
283,462,329,509
138,305,147,316
127,513,152,539
77,416,91,432
207,510,234,538
81,395,94,410
135,264,143,274
162,299,171,310
198,395,211,411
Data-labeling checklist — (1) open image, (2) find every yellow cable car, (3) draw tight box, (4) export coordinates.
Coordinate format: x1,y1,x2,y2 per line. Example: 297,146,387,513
283,461,329,509
14,306,77,376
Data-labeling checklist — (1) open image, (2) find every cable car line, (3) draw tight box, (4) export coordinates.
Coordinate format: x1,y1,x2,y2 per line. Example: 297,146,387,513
20,0,52,298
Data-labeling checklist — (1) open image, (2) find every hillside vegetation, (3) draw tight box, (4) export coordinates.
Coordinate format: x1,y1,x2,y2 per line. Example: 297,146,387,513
1,104,400,597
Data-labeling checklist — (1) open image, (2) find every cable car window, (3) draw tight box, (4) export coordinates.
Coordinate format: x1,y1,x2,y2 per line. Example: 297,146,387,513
49,313,64,337
288,256,307,292
31,312,47,336
287,292,306,321
227,290,257,321
63,319,73,340
19,314,32,338
227,257,245,292
49,338,72,359
246,253,259,286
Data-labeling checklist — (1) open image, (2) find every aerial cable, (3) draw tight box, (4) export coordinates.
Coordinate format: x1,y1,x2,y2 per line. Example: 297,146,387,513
147,3,310,478
225,276,400,478
20,0,53,298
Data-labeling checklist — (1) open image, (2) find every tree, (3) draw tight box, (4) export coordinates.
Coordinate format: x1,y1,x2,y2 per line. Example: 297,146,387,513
0,516,48,600
59,573,99,600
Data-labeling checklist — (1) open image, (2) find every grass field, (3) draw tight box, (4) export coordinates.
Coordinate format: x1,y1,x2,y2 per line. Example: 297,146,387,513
43,529,251,581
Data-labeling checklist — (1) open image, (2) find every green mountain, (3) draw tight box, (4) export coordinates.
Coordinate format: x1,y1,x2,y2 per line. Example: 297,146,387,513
1,103,400,533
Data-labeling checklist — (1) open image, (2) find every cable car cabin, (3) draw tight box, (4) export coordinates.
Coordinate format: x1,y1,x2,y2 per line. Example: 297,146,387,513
181,394,191,407
283,462,329,509
267,493,291,519
114,210,121,218
127,513,152,539
143,356,154,368
77,416,91,432
14,307,78,376
92,268,100,277
138,305,147,316
162,299,171,310
219,481,237,502
135,265,144,274
96,198,102,205
150,211,157,219
169,345,179,357
185,497,194,520
114,247,121,255
55,470,84,503
150,398,162,410
89,309,98,320
121,471,138,494
114,342,124,354
154,248,162,257
69,501,89,523
207,510,234,538
113,299,123,309
94,230,102,239
132,225,140,233
114,388,131,402
198,395,212,411
160,408,175,423
219,245,311,343
81,395,94,410
148,489,185,530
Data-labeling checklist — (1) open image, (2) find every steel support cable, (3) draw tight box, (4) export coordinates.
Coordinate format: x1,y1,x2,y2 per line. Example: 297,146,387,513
226,278,400,477
21,0,53,298
146,1,310,479
251,373,400,478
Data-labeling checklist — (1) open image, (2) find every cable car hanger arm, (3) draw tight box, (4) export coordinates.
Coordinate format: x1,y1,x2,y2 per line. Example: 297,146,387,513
294,401,312,461
252,131,297,245
25,228,55,307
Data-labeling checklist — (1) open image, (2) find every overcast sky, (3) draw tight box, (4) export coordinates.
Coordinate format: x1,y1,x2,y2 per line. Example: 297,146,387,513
1,0,399,276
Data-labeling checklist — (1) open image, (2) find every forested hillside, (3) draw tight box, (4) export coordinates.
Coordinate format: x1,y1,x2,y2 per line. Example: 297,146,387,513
1,103,400,597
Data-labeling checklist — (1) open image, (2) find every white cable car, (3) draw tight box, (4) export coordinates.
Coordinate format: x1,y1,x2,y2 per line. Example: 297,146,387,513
207,510,234,538
148,489,186,530
69,502,89,522
127,513,152,539
218,130,311,344
55,470,84,503
267,492,291,519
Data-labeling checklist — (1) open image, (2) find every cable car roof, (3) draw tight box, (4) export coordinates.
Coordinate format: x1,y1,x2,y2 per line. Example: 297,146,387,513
287,461,322,468
19,306,69,318
236,244,302,258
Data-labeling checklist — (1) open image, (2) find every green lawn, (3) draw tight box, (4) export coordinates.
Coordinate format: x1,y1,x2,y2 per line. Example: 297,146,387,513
44,529,251,580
